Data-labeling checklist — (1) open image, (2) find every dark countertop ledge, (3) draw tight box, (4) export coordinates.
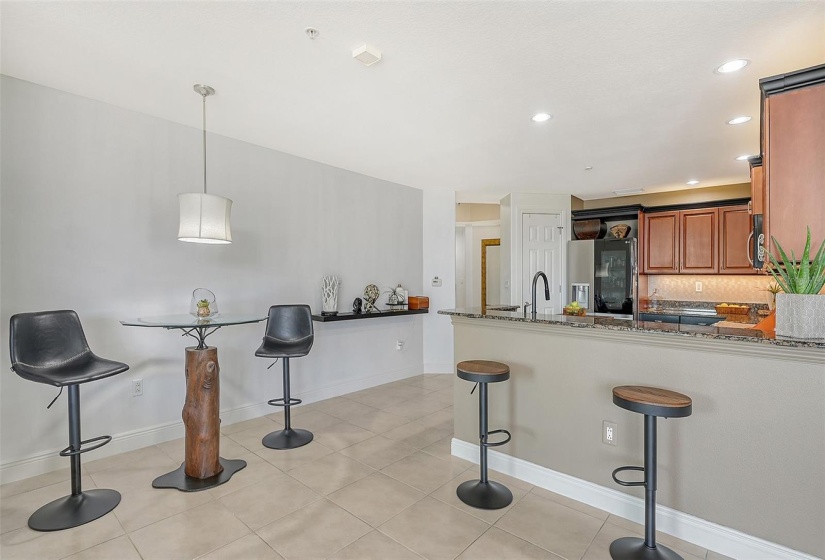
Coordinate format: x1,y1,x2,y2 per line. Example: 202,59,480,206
438,308,825,350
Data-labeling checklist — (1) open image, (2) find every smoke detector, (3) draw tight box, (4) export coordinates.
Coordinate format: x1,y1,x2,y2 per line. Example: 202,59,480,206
353,44,382,66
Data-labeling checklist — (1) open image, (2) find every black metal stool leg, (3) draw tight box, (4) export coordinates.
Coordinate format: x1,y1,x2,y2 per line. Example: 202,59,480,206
28,385,121,532
610,415,684,560
457,382,513,510
263,358,313,449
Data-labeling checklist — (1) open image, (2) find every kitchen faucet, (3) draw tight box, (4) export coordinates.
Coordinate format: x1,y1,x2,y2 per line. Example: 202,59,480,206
531,271,550,320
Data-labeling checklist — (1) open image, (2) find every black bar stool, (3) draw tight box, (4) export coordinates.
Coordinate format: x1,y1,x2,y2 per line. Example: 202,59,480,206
255,304,314,449
610,385,692,560
456,359,512,510
9,310,130,531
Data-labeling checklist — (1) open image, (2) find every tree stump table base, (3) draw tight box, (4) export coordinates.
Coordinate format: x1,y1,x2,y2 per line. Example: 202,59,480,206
152,458,246,492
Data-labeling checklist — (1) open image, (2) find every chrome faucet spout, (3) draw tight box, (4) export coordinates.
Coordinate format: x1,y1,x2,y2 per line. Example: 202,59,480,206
531,271,550,320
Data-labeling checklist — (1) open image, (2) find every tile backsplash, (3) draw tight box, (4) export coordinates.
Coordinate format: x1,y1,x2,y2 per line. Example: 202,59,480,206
647,275,775,304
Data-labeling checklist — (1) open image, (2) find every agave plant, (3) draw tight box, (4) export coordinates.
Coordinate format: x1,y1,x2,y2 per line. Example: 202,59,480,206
767,227,825,294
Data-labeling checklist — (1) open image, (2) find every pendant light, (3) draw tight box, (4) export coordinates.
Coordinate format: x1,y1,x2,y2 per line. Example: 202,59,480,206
178,84,233,244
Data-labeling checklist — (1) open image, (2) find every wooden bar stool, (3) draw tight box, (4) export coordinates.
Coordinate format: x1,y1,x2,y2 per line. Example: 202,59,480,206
610,385,692,560
456,360,512,510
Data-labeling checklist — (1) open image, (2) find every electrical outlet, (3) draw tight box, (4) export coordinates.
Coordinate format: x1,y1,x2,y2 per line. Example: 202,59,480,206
132,379,143,397
695,281,703,293
603,420,617,446
396,340,405,351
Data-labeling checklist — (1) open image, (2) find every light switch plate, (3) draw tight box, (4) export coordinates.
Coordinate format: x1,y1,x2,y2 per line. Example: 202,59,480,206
432,277,442,287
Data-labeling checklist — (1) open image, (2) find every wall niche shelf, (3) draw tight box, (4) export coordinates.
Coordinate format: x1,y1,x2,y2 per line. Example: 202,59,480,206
311,309,428,322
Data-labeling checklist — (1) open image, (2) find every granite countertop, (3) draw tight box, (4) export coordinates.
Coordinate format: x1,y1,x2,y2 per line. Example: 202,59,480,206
439,308,825,349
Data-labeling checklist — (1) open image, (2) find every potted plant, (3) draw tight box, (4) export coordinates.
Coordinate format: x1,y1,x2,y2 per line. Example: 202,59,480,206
196,299,212,317
765,282,782,311
767,227,825,339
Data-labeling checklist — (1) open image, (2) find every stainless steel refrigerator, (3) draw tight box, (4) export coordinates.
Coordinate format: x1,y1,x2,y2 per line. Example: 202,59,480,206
567,238,638,319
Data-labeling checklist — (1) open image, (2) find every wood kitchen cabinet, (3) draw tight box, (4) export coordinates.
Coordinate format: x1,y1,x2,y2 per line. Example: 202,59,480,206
749,159,764,216
643,211,679,274
680,208,718,274
719,205,757,274
760,67,825,259
643,208,719,274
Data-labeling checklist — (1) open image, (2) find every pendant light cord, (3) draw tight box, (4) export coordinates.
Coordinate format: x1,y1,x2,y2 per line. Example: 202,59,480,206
202,93,208,195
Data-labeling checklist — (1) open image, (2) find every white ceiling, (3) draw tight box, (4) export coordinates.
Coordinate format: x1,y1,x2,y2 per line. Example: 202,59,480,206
2,1,824,201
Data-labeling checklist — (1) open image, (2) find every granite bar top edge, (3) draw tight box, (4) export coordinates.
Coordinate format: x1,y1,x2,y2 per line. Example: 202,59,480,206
438,308,825,349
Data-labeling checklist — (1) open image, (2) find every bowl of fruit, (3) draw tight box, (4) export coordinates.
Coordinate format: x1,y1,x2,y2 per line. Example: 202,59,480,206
563,301,586,316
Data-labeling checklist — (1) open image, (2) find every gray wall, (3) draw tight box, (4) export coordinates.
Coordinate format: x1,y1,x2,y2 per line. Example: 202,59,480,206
0,76,424,471
453,318,825,557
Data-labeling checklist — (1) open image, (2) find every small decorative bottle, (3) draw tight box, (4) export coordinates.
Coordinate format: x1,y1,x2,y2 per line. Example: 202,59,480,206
649,289,663,311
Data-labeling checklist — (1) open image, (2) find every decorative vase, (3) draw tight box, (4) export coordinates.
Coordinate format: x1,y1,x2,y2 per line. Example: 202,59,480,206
774,293,825,339
190,288,218,318
321,275,340,316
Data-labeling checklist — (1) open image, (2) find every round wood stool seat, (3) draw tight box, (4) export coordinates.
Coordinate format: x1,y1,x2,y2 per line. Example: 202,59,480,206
455,359,512,510
610,385,692,560
612,385,692,418
456,360,510,384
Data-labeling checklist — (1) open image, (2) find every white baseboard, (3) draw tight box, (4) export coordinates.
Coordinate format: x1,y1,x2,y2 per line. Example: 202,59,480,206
0,367,422,484
423,363,454,374
451,439,818,560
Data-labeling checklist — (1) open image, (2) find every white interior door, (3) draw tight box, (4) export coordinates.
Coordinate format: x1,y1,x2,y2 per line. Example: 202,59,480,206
522,213,563,315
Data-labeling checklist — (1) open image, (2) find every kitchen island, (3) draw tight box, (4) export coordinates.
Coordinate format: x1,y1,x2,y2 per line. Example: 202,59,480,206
441,308,824,559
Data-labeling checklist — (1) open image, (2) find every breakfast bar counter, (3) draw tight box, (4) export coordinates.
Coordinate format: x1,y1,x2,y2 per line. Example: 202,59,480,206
439,307,825,350
443,307,824,558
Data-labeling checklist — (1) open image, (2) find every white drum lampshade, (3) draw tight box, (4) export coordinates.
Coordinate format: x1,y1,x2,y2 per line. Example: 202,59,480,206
178,193,232,244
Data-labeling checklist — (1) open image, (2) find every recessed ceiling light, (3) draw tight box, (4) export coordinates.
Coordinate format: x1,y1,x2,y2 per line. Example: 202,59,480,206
532,113,552,122
727,116,752,125
584,166,593,171
736,154,754,161
687,180,700,185
716,59,750,74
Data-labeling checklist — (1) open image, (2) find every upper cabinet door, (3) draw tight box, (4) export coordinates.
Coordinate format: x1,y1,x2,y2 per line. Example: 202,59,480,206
765,83,825,258
750,164,764,216
643,211,679,274
681,208,718,274
719,205,757,274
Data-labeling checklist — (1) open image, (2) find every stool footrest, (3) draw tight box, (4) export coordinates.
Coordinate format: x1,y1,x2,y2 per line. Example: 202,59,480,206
612,465,645,487
482,429,511,448
267,397,302,407
59,435,112,457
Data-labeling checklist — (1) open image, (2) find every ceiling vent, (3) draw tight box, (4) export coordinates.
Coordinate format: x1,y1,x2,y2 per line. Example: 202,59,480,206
612,188,645,196
353,44,382,66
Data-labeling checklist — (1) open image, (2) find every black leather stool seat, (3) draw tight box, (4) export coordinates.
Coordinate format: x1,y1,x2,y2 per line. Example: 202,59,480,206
11,311,129,386
9,310,129,532
613,385,692,418
255,304,314,450
255,305,314,358
456,360,510,384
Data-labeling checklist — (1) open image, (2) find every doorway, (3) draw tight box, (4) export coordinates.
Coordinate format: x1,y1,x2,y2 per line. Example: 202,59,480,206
481,238,500,309
522,213,563,315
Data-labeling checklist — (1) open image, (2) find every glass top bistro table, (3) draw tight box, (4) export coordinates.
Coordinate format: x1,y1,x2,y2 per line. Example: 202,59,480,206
120,314,265,491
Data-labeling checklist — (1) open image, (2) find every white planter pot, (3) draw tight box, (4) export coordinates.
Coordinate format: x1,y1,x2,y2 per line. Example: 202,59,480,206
775,293,825,339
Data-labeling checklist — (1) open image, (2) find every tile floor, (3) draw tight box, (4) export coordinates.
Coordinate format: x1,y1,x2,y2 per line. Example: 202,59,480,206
0,374,732,560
